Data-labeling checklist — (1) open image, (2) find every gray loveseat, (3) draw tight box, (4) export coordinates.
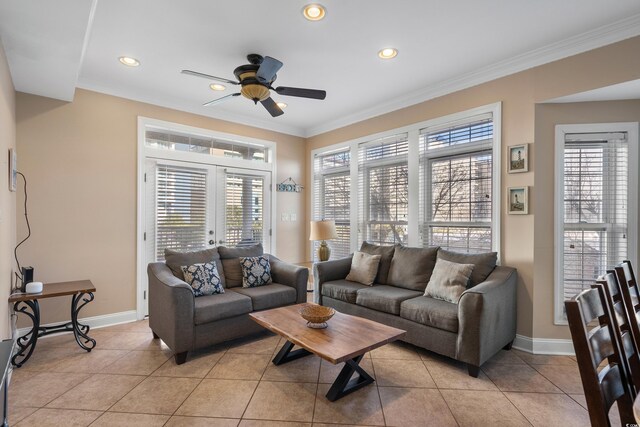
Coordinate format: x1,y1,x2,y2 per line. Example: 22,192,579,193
148,244,308,364
314,243,517,376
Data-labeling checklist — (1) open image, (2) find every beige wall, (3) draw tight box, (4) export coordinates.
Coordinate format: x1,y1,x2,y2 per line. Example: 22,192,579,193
15,89,306,325
0,43,16,338
305,36,640,338
533,100,640,339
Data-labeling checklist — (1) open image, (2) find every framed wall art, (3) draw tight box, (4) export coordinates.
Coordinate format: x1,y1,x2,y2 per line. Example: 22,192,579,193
508,144,528,173
507,186,528,215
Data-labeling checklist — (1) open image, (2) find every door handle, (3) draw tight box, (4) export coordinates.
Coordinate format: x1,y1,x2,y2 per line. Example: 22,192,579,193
209,240,215,245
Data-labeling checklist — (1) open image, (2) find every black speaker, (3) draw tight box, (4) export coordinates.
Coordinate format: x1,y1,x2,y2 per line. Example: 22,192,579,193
21,267,34,292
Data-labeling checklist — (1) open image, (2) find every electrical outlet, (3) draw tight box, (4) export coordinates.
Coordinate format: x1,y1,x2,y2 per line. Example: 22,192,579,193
290,213,297,221
281,213,290,222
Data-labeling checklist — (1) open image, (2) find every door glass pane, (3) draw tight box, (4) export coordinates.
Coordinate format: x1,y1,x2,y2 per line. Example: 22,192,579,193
156,165,208,260
225,173,264,247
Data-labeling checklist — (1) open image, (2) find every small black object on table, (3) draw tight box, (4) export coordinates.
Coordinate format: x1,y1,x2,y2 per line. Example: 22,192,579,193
9,280,97,367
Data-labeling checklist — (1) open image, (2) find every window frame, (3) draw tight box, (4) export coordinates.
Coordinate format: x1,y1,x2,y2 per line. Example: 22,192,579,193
309,102,501,259
554,122,639,325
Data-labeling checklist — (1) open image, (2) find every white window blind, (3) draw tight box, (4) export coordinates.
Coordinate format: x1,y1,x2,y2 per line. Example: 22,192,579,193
156,165,208,260
312,149,351,260
420,114,494,252
560,133,628,302
358,134,409,245
224,173,264,247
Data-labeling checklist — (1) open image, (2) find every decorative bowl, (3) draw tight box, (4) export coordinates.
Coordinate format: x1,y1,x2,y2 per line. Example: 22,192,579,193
299,305,335,329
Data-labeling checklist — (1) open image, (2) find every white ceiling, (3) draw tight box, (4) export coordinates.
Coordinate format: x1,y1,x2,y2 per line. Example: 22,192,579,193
546,79,640,103
2,1,640,137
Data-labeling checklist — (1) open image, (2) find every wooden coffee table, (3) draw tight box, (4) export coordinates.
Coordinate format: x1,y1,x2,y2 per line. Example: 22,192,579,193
249,303,406,401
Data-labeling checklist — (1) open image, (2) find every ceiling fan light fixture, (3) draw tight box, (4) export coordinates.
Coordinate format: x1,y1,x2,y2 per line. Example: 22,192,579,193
276,102,287,109
378,48,398,59
303,4,326,21
118,56,140,67
209,83,226,91
241,84,271,103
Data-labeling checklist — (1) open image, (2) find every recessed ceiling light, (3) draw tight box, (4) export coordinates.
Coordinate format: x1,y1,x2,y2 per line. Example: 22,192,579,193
118,56,140,67
378,48,398,59
303,4,326,21
276,102,287,109
209,83,226,91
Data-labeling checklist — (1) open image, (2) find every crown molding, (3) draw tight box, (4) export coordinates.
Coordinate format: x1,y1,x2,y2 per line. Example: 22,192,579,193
75,81,307,138
305,13,640,138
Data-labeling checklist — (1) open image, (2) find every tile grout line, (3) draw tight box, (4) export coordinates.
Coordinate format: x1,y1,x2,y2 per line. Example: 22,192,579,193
420,357,461,427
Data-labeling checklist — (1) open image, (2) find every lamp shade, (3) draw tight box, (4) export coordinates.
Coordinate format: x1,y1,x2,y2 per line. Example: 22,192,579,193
309,220,338,241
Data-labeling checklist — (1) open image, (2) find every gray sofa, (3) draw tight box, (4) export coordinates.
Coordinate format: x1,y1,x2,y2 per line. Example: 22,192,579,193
148,244,308,364
314,243,517,376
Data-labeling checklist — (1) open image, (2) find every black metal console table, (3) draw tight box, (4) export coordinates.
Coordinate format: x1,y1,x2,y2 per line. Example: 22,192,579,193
9,280,97,367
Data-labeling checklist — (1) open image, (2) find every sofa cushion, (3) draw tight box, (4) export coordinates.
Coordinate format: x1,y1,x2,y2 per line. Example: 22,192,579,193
321,280,368,304
400,296,459,333
231,283,297,311
218,244,264,287
424,258,474,303
194,291,252,325
360,242,396,285
181,262,224,297
387,246,439,291
346,251,381,286
164,248,225,286
355,285,422,315
437,249,497,287
240,256,272,288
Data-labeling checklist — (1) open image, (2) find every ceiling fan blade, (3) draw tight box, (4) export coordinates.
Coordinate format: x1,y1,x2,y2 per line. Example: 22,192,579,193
260,97,284,117
202,93,241,107
256,56,283,83
274,86,326,100
182,69,239,85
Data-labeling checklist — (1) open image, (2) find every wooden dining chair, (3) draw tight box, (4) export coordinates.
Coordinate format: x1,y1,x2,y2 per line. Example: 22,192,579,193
594,271,640,396
616,261,640,348
565,286,635,426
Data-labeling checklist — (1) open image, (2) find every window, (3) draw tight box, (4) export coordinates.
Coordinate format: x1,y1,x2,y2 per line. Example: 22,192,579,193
224,173,265,247
556,128,635,322
312,149,351,260
358,134,409,245
420,114,494,252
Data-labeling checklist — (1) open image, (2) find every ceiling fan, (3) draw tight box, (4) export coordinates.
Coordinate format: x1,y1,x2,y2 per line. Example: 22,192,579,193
182,54,327,117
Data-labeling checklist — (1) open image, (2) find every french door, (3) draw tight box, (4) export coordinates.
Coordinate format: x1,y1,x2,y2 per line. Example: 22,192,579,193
143,159,271,315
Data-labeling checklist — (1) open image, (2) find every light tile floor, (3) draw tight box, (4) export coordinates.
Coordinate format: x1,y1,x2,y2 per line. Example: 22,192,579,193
7,318,596,427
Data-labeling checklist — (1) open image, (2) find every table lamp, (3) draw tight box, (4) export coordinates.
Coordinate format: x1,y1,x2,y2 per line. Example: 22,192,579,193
310,220,338,261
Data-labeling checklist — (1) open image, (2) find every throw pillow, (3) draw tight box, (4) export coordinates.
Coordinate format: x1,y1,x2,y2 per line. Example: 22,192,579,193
240,255,272,288
386,246,439,291
181,262,224,297
346,251,382,286
424,258,474,303
219,244,264,287
437,249,497,287
360,242,397,285
165,247,226,286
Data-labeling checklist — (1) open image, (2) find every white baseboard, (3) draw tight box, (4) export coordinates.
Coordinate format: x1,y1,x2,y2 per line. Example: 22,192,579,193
15,310,138,339
513,334,575,355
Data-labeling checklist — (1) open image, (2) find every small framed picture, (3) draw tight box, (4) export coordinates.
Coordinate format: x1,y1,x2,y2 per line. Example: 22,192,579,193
508,186,528,215
8,148,16,192
508,144,528,173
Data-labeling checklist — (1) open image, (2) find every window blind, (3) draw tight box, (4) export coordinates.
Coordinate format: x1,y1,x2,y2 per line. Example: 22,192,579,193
312,149,351,261
156,165,208,260
419,115,494,252
358,134,409,245
224,173,264,247
561,135,628,302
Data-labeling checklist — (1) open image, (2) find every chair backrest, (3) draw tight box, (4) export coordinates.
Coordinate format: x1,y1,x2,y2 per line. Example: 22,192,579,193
616,261,640,350
565,287,635,427
595,271,640,396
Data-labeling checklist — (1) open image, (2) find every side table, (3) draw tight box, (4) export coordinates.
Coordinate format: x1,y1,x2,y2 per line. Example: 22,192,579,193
8,280,97,367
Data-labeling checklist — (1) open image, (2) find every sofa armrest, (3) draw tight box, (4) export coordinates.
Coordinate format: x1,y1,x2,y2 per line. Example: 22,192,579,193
269,255,309,303
147,262,195,354
313,255,353,304
456,266,517,367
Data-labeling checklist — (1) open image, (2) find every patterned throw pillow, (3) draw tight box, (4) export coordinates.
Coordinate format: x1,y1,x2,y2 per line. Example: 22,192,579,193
240,256,273,288
181,262,224,297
